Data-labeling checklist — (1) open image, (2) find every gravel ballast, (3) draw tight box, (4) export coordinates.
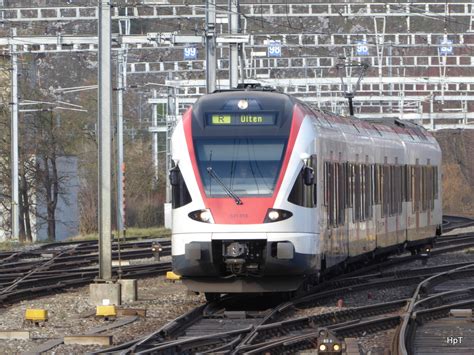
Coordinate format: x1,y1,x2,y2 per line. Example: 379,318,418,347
0,276,204,354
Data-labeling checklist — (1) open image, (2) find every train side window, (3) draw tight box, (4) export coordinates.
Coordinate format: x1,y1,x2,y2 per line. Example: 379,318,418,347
398,165,403,214
324,162,329,207
345,162,353,208
332,163,339,226
405,165,412,202
434,166,439,200
382,164,390,217
374,164,380,205
354,164,361,221
324,161,344,228
389,166,395,215
288,155,317,208
428,166,434,210
390,165,400,215
364,164,373,219
170,166,192,209
328,162,336,226
401,165,406,202
414,164,421,213
361,164,366,221
421,166,427,212
337,162,345,225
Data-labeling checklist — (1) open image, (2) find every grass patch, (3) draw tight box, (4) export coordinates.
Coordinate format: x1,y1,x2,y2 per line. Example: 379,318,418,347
0,240,36,251
68,227,171,242
0,241,15,251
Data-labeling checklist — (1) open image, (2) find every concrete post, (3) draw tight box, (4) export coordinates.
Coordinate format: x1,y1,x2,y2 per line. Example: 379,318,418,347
116,48,125,234
98,0,112,281
10,28,19,240
152,89,159,186
228,0,239,88
206,0,217,93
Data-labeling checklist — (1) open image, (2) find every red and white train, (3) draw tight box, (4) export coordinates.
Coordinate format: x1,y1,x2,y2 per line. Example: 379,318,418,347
170,86,442,299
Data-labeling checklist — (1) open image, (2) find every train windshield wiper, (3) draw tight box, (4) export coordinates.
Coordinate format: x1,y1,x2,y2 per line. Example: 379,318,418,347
206,167,243,205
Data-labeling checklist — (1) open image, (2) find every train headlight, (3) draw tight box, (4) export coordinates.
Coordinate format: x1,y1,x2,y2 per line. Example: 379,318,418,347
200,210,211,222
333,343,341,351
318,344,327,351
268,210,280,221
188,209,214,223
264,209,293,223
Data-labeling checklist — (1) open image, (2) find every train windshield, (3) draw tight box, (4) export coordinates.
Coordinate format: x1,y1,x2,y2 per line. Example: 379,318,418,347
194,138,286,197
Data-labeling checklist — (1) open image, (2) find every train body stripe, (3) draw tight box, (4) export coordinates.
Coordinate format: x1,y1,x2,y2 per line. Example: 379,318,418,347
183,104,305,224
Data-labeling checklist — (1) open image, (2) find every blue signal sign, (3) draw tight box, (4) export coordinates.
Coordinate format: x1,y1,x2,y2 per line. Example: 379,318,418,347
439,40,453,55
268,40,281,57
184,47,197,60
356,41,369,56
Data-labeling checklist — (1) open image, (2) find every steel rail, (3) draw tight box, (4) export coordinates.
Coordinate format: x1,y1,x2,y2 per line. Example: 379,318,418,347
397,263,474,354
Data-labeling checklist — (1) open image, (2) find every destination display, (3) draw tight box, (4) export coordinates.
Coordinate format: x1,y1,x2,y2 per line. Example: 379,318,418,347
207,112,276,126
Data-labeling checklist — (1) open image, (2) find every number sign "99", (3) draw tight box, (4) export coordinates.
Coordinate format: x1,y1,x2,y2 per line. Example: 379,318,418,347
184,47,197,60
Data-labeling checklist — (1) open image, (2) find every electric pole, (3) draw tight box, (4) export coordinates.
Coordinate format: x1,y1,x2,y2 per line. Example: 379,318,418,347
228,0,239,88
166,77,176,204
10,28,19,240
152,89,159,186
98,0,112,281
116,47,125,235
116,15,130,237
206,0,216,93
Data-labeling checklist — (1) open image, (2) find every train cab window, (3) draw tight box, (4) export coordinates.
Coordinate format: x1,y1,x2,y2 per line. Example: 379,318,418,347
170,166,192,209
288,155,317,208
194,137,286,197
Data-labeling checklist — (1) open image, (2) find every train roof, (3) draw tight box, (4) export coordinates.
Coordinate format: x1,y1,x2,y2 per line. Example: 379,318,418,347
193,85,434,142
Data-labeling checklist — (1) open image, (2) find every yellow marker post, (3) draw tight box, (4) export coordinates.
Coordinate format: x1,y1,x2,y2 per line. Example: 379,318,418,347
96,305,117,318
166,271,181,281
25,309,48,322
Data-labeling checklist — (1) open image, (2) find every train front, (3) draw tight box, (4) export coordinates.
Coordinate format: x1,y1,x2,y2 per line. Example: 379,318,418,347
170,90,319,295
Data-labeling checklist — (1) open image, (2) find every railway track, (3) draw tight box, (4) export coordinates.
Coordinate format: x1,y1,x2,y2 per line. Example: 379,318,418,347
442,215,474,233
94,231,474,354
0,237,171,306
394,263,474,354
2,221,473,352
